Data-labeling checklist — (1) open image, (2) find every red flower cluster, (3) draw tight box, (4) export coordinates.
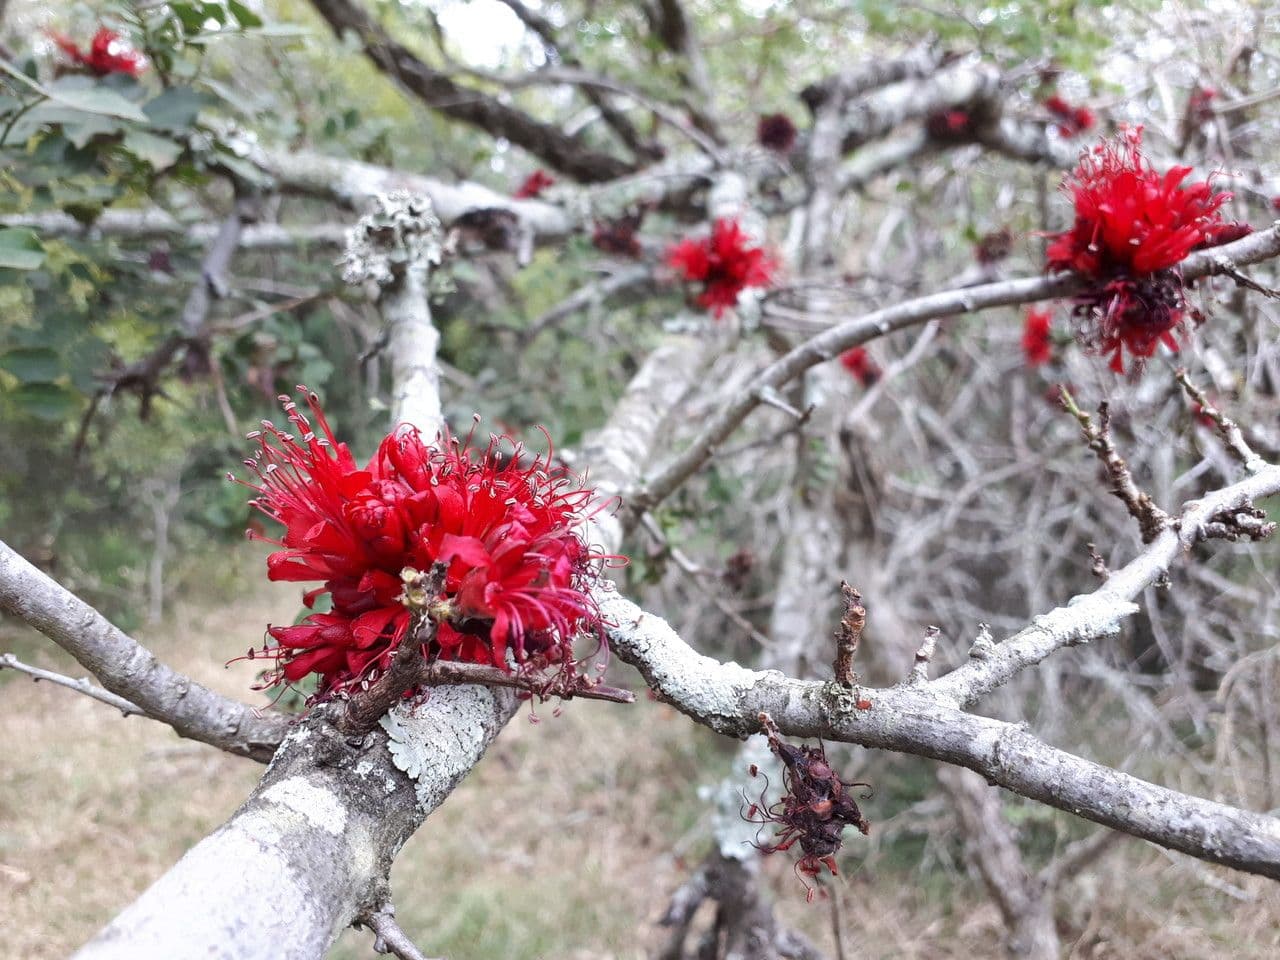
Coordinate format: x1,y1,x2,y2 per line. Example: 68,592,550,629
514,170,555,199
758,113,798,153
1043,93,1095,137
235,390,608,701
1045,128,1251,372
925,109,974,141
666,218,776,318
1022,308,1054,367
52,28,146,77
839,347,881,387
591,209,646,258
742,718,870,901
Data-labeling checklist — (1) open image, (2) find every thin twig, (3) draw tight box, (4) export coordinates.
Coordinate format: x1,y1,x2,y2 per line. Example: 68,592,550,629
1176,368,1267,474
0,652,145,716
361,904,441,960
1059,388,1169,543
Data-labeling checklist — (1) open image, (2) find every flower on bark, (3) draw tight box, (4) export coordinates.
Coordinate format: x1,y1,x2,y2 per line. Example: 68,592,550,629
757,113,798,153
514,170,555,199
592,208,646,258
51,28,146,77
1022,308,1055,367
234,389,610,702
1044,127,1251,373
1043,94,1095,137
839,347,881,387
666,218,776,318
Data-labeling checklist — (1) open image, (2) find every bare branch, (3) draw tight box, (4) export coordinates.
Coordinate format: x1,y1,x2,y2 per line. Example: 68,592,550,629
629,224,1280,515
307,0,633,182
1176,367,1267,473
0,540,288,761
0,652,144,716
360,905,440,960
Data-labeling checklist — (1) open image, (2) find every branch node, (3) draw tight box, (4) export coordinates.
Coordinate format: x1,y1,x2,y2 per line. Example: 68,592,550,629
967,622,996,660
832,581,865,686
909,626,940,684
1087,542,1110,581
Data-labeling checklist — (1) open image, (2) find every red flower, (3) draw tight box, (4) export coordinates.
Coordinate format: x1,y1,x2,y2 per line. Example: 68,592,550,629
666,218,776,318
1043,93,1095,137
234,389,610,701
1022,308,1054,367
839,347,881,387
514,170,555,199
758,113,798,153
51,28,146,77
1044,128,1251,372
925,109,974,141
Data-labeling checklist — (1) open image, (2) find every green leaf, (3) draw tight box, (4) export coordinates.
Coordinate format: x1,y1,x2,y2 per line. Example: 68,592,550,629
47,85,150,124
12,382,78,421
0,348,60,383
143,87,210,131
228,0,264,27
0,229,45,270
123,130,184,170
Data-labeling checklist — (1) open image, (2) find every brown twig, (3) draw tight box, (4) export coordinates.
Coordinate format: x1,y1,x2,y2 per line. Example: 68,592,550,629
1175,368,1266,473
1060,388,1169,543
1087,542,1109,581
832,581,865,686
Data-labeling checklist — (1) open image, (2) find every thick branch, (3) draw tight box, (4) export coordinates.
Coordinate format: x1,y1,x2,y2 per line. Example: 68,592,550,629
601,588,1280,879
0,540,287,761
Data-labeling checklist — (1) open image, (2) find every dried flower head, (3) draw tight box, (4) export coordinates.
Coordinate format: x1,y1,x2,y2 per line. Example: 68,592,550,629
742,714,870,901
1022,308,1055,367
1044,127,1251,372
514,170,555,200
839,347,881,387
666,218,776,318
974,228,1014,265
757,112,798,153
233,389,611,702
591,209,646,258
51,27,146,77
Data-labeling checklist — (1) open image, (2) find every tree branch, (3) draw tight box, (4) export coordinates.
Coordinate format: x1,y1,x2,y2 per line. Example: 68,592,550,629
0,652,144,716
307,0,634,182
628,224,1280,515
0,540,288,762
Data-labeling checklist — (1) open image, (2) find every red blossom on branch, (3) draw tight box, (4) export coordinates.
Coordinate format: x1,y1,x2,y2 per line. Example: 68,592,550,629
1043,93,1095,137
839,347,881,387
1044,127,1251,373
757,112,798,153
1022,308,1055,367
51,27,147,77
666,218,776,318
514,170,555,199
233,389,611,702
1189,86,1217,125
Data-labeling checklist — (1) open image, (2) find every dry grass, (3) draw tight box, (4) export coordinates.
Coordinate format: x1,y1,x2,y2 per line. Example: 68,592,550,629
3,561,1280,959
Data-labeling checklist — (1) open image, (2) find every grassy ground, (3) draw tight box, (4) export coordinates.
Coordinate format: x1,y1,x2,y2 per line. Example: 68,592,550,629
3,561,1279,959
